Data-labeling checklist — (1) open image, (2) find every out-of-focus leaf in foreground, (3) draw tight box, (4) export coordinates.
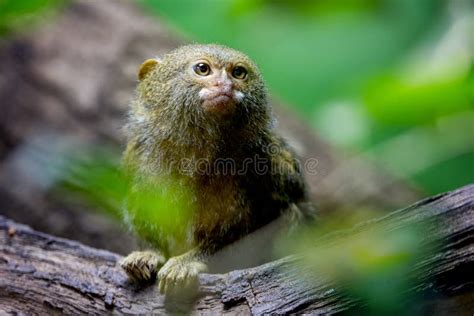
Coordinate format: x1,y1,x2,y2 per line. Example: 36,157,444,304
278,212,438,314
56,145,193,252
56,147,126,219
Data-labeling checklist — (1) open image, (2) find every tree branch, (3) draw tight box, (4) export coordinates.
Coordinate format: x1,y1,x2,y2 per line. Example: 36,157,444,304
1,184,473,314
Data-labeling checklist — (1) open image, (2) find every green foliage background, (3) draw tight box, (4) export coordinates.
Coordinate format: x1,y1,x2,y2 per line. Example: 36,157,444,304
0,0,63,35
1,0,471,195
141,0,474,195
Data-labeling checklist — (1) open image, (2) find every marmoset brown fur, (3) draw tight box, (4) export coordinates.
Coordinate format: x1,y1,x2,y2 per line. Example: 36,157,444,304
120,44,315,294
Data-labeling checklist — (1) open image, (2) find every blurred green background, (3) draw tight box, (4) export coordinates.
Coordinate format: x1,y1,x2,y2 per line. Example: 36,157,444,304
1,0,472,195
0,0,63,34
139,0,473,195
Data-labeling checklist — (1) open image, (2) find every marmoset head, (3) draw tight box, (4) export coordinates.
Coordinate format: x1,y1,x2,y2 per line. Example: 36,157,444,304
136,44,269,125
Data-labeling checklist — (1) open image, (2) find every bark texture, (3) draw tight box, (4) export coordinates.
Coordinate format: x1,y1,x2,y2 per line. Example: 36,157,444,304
0,184,472,315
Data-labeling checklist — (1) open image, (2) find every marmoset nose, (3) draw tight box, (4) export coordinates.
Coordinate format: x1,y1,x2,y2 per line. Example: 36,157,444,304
211,70,233,92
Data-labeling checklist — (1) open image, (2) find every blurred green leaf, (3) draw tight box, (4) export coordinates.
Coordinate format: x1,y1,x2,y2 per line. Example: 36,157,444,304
56,146,194,251
0,0,64,36
281,215,437,314
364,68,473,126
57,147,126,218
127,176,194,250
413,151,474,194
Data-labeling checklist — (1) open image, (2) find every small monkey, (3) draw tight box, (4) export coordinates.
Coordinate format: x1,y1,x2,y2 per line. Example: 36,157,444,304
120,44,315,294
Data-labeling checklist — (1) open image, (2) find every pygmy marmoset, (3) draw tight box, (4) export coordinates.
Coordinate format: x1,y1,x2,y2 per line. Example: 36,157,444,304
120,44,315,294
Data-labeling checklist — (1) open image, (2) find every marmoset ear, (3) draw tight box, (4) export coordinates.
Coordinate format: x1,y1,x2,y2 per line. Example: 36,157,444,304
138,58,160,81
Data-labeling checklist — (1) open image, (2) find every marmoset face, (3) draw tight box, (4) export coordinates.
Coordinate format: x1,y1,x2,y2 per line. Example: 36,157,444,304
189,59,247,116
138,44,268,124
177,45,266,119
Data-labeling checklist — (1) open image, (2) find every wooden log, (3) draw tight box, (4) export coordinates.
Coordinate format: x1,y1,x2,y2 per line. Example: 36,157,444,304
0,184,472,314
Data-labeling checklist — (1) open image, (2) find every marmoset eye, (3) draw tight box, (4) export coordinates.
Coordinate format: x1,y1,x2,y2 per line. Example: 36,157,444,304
193,63,211,76
232,66,247,79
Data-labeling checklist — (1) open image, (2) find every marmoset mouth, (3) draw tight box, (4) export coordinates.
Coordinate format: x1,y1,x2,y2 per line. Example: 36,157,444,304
201,92,236,115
